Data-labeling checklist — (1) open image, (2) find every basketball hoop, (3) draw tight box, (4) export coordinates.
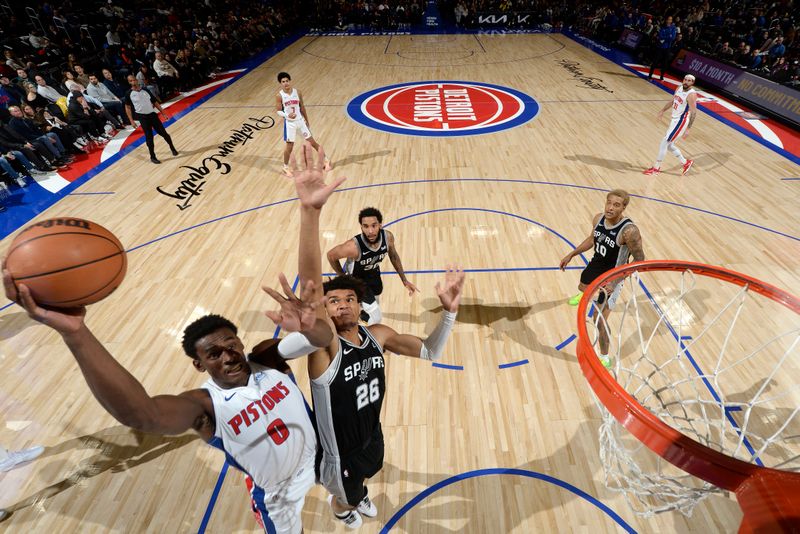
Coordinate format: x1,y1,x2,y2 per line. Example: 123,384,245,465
576,260,800,532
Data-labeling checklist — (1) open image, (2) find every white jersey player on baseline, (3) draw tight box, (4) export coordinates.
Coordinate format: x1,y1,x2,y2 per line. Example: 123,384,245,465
643,74,697,176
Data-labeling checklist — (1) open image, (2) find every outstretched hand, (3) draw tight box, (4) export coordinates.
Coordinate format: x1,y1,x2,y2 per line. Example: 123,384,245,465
290,143,345,210
263,273,323,332
403,280,419,296
435,266,465,313
2,257,86,334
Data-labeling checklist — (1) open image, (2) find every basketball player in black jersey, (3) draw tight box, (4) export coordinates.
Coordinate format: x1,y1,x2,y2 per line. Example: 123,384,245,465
327,207,418,326
559,189,645,367
287,157,464,529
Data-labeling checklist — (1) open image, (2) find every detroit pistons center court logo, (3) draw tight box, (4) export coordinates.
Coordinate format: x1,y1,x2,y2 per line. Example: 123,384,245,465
347,81,539,137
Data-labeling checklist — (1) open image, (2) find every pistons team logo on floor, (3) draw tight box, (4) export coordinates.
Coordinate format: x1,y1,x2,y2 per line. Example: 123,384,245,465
347,81,539,137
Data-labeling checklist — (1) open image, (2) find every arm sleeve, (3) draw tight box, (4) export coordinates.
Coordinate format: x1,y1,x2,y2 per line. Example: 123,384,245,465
419,311,457,361
277,331,325,360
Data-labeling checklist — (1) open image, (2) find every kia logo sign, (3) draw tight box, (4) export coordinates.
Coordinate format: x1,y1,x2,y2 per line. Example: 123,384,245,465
347,81,539,136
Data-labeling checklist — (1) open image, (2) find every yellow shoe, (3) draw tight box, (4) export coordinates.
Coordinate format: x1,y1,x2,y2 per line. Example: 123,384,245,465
568,292,583,306
599,354,612,368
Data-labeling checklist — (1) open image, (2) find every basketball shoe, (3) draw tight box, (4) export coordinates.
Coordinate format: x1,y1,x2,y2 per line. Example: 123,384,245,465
282,164,293,177
598,354,612,369
323,157,332,171
0,445,44,472
567,292,583,306
682,159,694,175
357,492,378,518
642,167,661,176
328,495,363,529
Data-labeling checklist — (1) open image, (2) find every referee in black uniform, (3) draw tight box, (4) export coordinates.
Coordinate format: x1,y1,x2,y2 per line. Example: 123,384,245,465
124,74,178,164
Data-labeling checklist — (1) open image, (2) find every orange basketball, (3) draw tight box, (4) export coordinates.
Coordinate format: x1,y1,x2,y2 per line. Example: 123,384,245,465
5,217,127,308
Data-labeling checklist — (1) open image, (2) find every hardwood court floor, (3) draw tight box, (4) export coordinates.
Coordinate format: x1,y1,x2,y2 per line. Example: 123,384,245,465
1,33,798,533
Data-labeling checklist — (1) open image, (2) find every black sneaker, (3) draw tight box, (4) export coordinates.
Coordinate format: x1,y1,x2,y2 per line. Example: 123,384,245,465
151,157,161,164
170,148,179,156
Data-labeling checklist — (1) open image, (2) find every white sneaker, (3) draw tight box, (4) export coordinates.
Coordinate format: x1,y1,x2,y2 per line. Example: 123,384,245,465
356,492,377,518
0,445,45,472
282,165,293,177
328,495,362,529
15,176,26,187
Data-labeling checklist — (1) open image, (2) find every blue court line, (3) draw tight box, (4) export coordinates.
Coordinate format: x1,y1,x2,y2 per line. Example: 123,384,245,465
555,334,577,351
781,177,800,181
432,362,464,370
324,266,583,277
0,302,12,312
498,359,529,369
636,279,764,466
725,406,744,413
380,468,637,533
67,191,115,195
680,335,693,340
197,273,300,533
197,461,230,534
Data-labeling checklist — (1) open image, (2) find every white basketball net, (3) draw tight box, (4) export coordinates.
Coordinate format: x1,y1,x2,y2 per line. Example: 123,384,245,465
583,267,800,517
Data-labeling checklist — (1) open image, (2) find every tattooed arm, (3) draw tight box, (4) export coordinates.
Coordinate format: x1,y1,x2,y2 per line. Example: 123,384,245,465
622,224,645,262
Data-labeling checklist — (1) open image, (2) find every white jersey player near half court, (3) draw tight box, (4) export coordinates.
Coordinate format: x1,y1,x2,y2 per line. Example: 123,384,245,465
643,74,697,176
275,71,330,177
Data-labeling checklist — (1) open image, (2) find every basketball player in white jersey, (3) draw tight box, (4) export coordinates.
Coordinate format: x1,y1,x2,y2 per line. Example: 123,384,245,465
275,71,330,177
559,189,645,367
643,74,697,176
284,144,465,529
1,159,346,534
327,207,419,325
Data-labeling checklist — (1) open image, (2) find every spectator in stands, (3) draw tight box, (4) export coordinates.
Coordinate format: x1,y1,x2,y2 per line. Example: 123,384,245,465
107,25,122,48
67,92,111,142
152,52,179,96
102,68,128,99
771,56,791,82
31,106,87,154
0,75,25,105
64,80,123,130
4,51,25,72
0,122,58,172
24,82,51,111
7,105,70,165
767,36,786,64
649,16,677,80
735,45,752,66
73,65,91,88
14,69,31,90
86,74,129,126
34,75,64,103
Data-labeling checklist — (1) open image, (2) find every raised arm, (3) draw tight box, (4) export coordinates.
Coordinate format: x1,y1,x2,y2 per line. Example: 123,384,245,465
370,266,464,359
292,143,345,375
2,265,206,435
560,213,602,270
326,239,358,276
386,230,419,295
